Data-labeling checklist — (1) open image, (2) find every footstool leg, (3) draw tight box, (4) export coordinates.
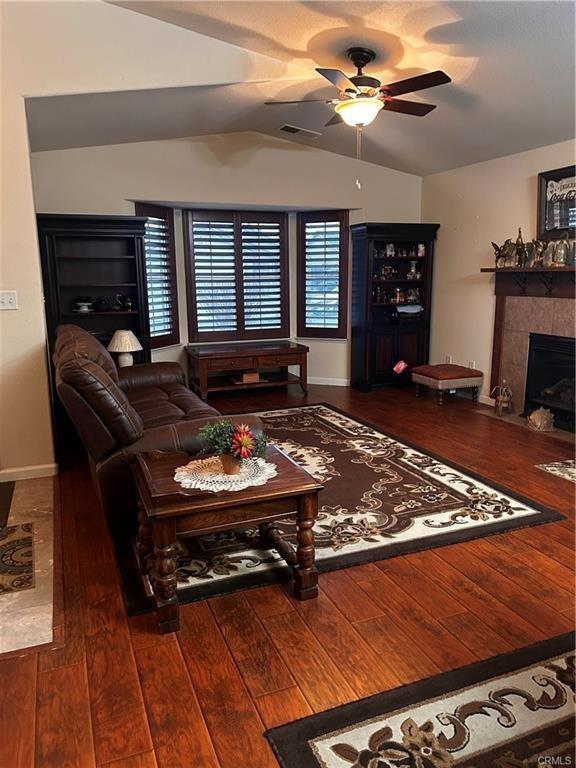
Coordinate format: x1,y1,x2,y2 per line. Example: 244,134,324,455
472,387,479,403
294,493,318,600
437,390,444,406
415,384,421,397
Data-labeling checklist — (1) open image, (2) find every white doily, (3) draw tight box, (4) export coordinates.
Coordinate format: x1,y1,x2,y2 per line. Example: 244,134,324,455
174,456,278,492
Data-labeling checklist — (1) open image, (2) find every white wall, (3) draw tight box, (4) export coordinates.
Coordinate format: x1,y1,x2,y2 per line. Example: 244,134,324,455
30,132,422,382
0,0,322,478
422,140,575,398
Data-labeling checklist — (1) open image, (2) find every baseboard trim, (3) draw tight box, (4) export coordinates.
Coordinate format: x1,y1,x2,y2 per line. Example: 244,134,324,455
308,377,350,387
0,463,59,482
479,394,495,407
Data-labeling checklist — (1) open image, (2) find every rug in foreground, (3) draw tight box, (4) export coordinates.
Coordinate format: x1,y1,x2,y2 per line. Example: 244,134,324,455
537,459,576,484
165,404,563,603
267,633,575,768
0,522,34,593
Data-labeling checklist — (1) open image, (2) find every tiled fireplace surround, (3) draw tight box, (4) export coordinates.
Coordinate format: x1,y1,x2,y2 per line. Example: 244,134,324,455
500,297,575,413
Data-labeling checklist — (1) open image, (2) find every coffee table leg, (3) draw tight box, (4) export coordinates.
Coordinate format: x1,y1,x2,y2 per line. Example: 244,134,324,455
136,502,153,574
151,519,180,633
294,493,318,600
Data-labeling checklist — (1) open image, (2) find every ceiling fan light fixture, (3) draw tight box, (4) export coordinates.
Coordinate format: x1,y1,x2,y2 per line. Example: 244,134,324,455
334,97,383,127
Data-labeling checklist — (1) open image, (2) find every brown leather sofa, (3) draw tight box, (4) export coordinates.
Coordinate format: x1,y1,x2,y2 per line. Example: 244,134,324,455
53,324,262,542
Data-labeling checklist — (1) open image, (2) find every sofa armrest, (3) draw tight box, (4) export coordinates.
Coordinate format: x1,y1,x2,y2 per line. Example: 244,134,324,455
122,414,264,457
118,362,185,391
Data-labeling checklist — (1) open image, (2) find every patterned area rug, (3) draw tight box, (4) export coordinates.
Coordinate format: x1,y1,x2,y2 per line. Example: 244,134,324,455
121,404,563,612
537,459,576,484
0,523,34,593
266,633,575,768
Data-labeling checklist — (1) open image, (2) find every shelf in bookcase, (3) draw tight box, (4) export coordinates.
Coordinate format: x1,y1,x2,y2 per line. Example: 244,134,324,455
372,279,423,284
373,302,423,308
56,254,136,260
373,255,426,260
60,283,137,288
62,310,139,317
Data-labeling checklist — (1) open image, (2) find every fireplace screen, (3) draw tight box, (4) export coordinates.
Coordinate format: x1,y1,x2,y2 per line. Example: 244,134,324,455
524,333,575,431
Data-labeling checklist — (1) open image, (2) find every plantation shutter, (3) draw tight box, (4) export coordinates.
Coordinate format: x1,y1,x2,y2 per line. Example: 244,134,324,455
189,213,238,336
135,203,179,348
241,213,287,332
185,211,288,341
297,211,349,339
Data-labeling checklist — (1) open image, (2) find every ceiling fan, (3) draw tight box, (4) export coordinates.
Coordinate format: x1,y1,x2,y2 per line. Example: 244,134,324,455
265,47,451,130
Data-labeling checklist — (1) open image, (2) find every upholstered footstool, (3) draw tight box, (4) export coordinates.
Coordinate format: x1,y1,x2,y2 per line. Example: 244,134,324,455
412,364,483,405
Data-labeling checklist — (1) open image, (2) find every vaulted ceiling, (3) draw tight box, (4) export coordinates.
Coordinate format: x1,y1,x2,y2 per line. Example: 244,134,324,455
26,1,575,175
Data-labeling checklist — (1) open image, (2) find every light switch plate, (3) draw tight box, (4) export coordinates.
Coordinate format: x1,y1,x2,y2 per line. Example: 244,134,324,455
0,290,19,310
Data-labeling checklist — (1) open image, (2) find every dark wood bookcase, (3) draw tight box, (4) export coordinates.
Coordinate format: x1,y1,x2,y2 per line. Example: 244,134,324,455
37,214,152,456
38,214,151,357
351,222,439,390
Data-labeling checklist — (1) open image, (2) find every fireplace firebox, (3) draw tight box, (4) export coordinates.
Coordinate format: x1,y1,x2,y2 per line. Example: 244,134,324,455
524,333,575,431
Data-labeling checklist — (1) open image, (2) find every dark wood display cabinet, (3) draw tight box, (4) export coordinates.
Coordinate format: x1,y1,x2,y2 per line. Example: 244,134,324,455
351,223,439,390
37,214,152,456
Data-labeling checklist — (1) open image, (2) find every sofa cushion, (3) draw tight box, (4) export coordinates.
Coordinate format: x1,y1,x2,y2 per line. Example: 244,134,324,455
54,324,119,383
58,358,144,445
126,382,219,429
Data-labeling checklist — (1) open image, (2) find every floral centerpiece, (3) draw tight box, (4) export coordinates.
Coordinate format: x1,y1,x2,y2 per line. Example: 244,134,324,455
198,420,268,475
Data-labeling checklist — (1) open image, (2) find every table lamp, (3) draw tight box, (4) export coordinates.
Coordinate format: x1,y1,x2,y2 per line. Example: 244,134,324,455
107,329,142,367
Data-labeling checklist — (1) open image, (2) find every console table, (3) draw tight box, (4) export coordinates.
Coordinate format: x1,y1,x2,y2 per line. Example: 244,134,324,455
186,341,309,400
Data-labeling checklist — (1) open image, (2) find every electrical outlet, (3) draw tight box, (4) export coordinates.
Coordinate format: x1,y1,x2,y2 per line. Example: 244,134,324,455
468,360,476,369
0,290,18,310
445,354,453,364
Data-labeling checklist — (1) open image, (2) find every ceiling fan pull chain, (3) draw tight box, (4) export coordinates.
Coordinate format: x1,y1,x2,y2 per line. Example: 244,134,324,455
356,125,363,161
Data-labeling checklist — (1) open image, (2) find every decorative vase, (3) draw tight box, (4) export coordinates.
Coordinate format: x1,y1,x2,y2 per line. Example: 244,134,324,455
220,454,242,475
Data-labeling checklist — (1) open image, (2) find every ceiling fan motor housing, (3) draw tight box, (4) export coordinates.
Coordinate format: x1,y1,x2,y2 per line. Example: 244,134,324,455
347,47,377,71
346,47,381,92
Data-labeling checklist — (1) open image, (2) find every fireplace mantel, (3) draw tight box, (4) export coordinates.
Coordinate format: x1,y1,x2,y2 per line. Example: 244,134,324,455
482,267,575,393
480,266,575,299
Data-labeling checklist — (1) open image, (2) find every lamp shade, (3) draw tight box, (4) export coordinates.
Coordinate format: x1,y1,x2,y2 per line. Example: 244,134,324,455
334,97,383,127
107,330,143,353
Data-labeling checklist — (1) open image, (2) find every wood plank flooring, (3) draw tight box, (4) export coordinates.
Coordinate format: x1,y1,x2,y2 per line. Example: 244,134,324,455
1,386,574,767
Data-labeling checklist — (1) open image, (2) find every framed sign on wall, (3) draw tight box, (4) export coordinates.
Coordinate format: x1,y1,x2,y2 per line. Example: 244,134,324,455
537,164,576,240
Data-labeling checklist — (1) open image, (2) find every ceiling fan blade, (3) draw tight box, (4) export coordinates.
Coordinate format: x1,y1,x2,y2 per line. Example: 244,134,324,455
324,113,343,127
381,70,451,97
316,68,358,93
264,99,331,105
383,98,437,116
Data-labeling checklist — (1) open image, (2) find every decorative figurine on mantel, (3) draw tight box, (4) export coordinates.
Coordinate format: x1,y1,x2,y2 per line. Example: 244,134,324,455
491,231,549,269
515,227,528,267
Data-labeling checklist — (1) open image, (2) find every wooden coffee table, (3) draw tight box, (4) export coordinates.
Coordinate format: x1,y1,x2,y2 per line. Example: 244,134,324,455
132,446,323,633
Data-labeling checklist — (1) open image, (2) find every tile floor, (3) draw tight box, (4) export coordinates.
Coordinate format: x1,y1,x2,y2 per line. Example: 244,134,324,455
0,476,54,654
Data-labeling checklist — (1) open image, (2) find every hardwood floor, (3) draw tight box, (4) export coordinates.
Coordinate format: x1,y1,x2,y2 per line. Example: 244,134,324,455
1,386,574,768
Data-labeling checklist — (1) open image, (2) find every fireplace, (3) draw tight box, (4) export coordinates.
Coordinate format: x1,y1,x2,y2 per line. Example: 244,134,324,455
524,333,575,431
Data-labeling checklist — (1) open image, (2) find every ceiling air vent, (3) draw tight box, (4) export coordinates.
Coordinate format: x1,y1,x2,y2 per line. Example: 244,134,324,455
280,124,321,139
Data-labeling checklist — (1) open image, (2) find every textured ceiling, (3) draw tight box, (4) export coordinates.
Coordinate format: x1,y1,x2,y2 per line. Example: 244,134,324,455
26,1,576,175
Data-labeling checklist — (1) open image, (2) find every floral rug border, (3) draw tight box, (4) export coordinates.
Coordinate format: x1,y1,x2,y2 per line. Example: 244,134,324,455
266,633,575,768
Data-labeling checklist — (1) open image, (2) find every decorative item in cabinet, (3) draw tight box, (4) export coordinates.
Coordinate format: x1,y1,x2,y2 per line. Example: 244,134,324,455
351,222,439,391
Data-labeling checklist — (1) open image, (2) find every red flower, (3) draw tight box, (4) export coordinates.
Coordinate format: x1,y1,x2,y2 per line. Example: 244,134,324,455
231,424,256,459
